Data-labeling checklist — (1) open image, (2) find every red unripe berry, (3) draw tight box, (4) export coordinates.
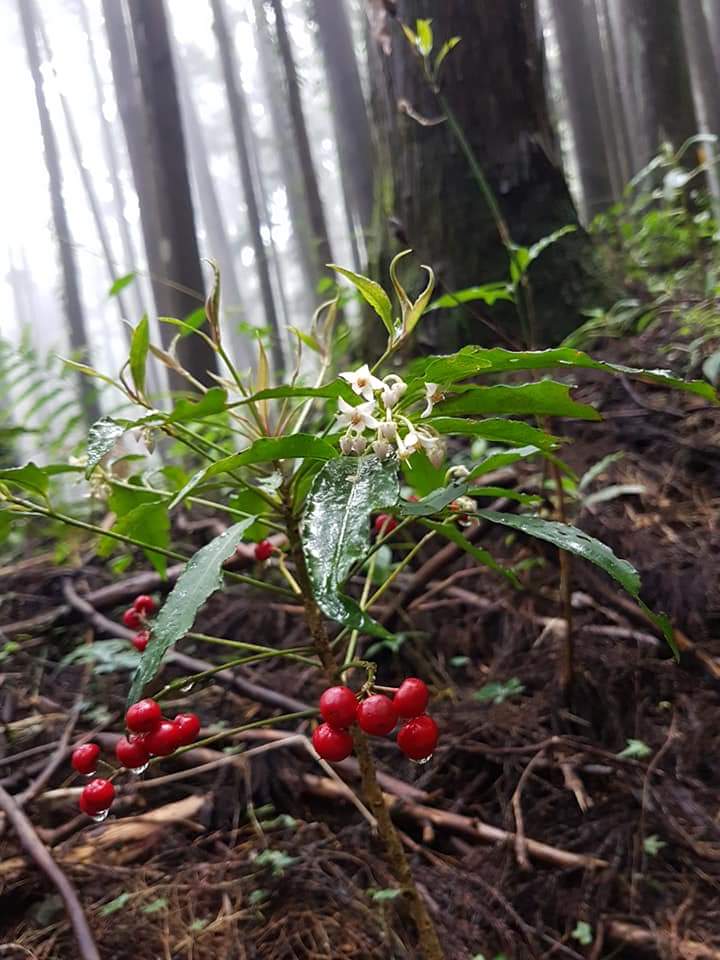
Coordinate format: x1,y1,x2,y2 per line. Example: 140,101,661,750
397,715,439,760
79,778,115,816
133,595,156,617
71,743,100,776
125,698,163,734
393,678,429,719
115,736,150,769
319,686,357,729
122,607,142,630
374,514,398,536
356,694,397,736
254,540,274,562
132,630,150,653
144,720,183,757
173,713,201,746
312,723,353,762
408,494,420,502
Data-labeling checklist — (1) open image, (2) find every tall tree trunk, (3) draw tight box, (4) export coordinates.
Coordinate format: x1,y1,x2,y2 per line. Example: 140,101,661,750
546,0,615,217
269,0,334,276
18,0,101,426
311,0,373,257
175,60,251,370
210,0,285,374
368,0,595,346
253,0,318,301
680,0,720,213
79,0,147,327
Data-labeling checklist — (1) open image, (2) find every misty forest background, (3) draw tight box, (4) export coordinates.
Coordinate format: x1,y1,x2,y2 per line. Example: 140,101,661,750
4,0,720,449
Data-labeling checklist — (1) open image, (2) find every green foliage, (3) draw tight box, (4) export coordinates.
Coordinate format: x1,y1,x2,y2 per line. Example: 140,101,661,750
473,678,525,705
618,739,653,760
571,922,593,946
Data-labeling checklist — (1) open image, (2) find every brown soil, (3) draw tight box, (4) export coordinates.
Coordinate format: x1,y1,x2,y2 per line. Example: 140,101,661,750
1,325,719,960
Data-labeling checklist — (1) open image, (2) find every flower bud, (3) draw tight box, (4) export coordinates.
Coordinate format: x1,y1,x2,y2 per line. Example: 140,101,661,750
340,434,355,456
378,420,397,442
427,439,446,468
372,439,393,460
351,435,367,455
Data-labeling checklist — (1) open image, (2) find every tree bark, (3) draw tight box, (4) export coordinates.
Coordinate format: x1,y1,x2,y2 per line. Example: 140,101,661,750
269,0,334,277
210,0,285,375
18,0,101,426
311,0,373,255
680,0,720,212
368,0,594,346
124,0,218,387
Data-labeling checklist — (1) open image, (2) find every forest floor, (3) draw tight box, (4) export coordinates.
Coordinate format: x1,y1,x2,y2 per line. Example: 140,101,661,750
1,322,719,960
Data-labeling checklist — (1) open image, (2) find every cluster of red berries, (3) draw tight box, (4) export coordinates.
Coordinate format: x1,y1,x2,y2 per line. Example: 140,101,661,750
121,594,157,653
312,678,438,763
70,698,200,818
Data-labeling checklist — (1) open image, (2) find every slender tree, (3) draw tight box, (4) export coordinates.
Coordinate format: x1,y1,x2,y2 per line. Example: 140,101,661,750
311,0,373,260
368,0,595,345
680,0,720,211
78,0,147,326
269,0,334,276
17,0,100,425
210,0,284,374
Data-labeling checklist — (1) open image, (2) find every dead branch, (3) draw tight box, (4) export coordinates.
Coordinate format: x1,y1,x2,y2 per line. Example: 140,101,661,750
607,920,720,959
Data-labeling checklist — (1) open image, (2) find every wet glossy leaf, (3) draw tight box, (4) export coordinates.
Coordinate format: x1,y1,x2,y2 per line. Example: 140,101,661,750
86,418,126,478
302,455,399,638
428,417,559,449
107,500,170,578
428,282,513,311
436,382,601,420
128,519,255,704
129,314,149,395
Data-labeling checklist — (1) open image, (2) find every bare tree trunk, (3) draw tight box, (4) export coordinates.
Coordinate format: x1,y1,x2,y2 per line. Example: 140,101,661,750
210,0,285,374
680,0,720,213
311,0,373,258
269,0,334,276
705,0,720,80
175,61,251,370
547,0,615,216
78,0,147,327
253,0,318,300
18,0,101,426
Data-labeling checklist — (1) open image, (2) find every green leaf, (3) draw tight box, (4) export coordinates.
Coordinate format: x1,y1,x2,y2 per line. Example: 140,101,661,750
129,314,149,395
369,887,403,902
473,678,525,704
416,18,433,56
100,893,131,916
468,445,542,481
128,519,255,704
86,418,126,478
469,486,543,506
108,273,135,297
302,455,399,638
169,434,338,509
105,500,170,577
424,520,519,586
617,738,652,760
142,898,168,915
417,346,716,401
329,265,394,337
643,834,666,856
167,387,228,423
578,451,625,492
571,921,593,946
436,382,601,420
229,380,355,406
60,358,117,388
398,479,467,517
0,463,49,498
434,36,460,75
527,226,577,269
428,282,514,311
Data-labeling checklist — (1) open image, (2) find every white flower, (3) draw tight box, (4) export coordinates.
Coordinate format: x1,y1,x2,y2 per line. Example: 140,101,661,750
397,430,421,461
421,382,442,418
340,364,384,401
381,377,407,409
378,419,397,442
372,439,393,460
335,397,379,433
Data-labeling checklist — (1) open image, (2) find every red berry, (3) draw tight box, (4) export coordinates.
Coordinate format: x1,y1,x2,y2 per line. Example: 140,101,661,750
125,698,163,734
144,720,183,757
173,713,201,746
79,778,115,816
312,723,353,762
356,694,397,736
393,678,429,719
71,743,100,776
254,540,274,562
397,715,439,760
374,514,398,536
133,595,156,617
319,686,357,729
115,736,150,769
132,630,150,653
122,607,142,629
408,494,420,502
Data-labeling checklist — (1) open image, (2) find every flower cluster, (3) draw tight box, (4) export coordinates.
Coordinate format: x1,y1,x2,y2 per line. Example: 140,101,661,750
336,365,445,467
311,677,439,764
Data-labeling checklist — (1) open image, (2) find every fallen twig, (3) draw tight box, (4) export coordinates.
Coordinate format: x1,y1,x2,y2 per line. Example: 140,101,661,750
607,919,720,959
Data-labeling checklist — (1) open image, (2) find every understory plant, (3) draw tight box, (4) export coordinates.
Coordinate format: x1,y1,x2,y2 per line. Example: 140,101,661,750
0,249,715,958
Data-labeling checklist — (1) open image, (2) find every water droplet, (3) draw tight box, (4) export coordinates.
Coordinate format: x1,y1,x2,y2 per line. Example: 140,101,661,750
84,770,97,778
180,682,195,693
410,754,433,765
130,762,149,775
90,809,110,823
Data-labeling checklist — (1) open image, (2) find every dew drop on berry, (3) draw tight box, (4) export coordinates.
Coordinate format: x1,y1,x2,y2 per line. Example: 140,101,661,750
89,809,110,823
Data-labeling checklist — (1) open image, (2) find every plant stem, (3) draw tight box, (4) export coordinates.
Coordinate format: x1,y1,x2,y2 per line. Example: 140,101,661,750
550,460,573,699
282,497,444,960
